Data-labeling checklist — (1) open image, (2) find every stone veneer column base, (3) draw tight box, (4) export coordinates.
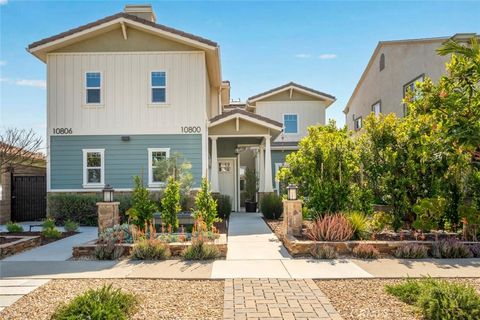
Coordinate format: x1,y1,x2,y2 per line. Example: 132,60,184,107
97,202,120,234
283,199,303,237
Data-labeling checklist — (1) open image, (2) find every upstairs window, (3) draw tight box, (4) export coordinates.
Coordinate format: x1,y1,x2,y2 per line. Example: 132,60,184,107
148,148,170,187
379,53,385,71
403,74,425,116
151,71,167,103
354,116,363,131
283,114,298,134
85,72,102,104
83,149,104,187
372,101,381,116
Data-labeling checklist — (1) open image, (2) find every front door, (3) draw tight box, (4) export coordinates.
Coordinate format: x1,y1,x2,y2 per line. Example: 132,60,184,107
218,159,236,211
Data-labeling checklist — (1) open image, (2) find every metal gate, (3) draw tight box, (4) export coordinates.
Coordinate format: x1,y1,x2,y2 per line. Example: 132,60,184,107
11,175,47,221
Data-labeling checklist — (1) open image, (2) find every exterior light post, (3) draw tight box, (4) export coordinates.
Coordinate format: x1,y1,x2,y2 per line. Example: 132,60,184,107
286,184,298,200
102,184,114,202
283,183,302,237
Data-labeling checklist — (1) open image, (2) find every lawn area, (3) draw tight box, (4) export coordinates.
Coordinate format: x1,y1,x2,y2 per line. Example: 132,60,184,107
316,278,480,320
0,279,224,320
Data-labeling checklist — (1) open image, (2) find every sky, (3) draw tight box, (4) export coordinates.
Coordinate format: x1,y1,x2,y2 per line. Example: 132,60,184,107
1,0,479,152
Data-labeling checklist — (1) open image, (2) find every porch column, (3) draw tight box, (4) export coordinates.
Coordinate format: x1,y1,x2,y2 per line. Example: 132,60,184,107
258,145,265,192
264,136,273,192
210,137,219,192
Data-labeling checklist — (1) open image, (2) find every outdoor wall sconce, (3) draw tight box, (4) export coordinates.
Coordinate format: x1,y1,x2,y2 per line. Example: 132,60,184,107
121,136,130,141
287,184,298,200
102,184,114,202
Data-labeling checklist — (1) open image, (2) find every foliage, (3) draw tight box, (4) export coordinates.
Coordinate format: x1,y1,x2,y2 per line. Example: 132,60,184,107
260,193,283,220
182,237,219,260
0,128,42,174
214,194,232,220
6,221,23,233
412,197,446,232
386,278,480,320
311,244,337,259
459,203,480,241
95,237,125,260
469,244,480,258
51,284,137,320
432,239,472,259
42,218,56,230
152,152,194,196
278,121,359,214
41,218,62,239
131,239,170,260
193,178,219,230
63,220,79,232
126,176,158,228
305,213,354,241
370,211,394,233
160,176,181,232
394,243,429,259
346,211,370,240
352,244,379,259
244,167,258,202
98,224,132,244
48,193,100,226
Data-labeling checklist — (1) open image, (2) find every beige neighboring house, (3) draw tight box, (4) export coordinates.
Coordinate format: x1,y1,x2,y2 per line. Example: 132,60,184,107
343,33,478,132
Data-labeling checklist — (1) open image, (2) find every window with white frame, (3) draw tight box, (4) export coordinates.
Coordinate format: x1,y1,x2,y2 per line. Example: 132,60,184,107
151,71,167,103
83,149,104,187
283,114,298,134
372,101,381,116
354,116,363,131
148,148,170,186
403,74,425,116
85,72,102,104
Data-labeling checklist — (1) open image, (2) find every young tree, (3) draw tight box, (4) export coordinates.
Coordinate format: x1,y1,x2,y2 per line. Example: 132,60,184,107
0,128,42,173
153,152,193,196
193,178,219,230
126,176,158,228
160,176,181,232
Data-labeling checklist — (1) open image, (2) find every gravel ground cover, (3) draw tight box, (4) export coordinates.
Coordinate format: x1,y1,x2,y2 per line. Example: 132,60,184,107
316,278,480,320
0,279,224,320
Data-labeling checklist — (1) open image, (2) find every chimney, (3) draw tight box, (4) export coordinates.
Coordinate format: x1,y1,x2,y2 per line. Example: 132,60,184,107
124,4,156,22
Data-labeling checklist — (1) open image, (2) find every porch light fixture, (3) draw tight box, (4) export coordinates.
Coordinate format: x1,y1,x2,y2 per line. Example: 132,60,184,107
287,184,298,201
102,184,114,202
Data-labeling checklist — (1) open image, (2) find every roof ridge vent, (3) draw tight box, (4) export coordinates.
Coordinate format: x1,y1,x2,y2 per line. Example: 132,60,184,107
124,4,156,22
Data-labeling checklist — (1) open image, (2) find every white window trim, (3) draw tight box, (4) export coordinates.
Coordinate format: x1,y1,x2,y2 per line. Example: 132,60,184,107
354,116,363,131
148,147,171,187
372,100,381,116
149,70,168,106
82,149,105,188
283,113,299,135
84,71,103,106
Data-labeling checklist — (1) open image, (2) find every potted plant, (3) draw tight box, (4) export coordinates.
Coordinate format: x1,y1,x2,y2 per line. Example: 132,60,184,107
244,167,258,212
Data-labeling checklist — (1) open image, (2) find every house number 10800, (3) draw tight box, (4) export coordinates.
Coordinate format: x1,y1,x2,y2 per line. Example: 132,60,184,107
181,126,201,133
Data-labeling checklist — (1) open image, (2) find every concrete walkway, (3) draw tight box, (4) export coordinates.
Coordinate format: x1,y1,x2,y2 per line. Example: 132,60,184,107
0,279,50,312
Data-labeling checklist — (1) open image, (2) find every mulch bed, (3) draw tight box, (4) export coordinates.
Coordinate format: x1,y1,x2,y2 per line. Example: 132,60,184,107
316,278,480,320
0,279,224,320
0,231,77,246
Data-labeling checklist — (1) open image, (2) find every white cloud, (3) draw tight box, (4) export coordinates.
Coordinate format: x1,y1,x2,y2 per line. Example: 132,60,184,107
0,60,6,66
295,53,311,59
15,79,46,89
318,54,337,60
0,0,8,5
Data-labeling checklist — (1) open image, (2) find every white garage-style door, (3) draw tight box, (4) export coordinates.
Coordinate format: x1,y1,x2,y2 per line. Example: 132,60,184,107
218,158,237,211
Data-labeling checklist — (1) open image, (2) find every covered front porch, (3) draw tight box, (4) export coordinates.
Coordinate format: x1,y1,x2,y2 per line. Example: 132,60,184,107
208,109,283,211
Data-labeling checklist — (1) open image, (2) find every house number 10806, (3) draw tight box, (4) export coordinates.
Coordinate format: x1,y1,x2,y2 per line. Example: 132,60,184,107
52,128,73,134
181,126,201,133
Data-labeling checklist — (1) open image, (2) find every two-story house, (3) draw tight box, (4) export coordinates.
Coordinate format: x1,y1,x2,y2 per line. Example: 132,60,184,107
343,33,477,132
28,5,335,211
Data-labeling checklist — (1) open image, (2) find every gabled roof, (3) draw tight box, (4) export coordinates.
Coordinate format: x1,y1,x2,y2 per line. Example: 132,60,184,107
247,82,336,104
28,12,217,51
343,33,479,114
209,109,283,130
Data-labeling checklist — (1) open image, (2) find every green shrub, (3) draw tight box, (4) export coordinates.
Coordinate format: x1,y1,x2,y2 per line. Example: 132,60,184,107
131,239,170,260
42,217,56,230
432,239,472,259
370,211,394,233
48,193,100,226
261,193,283,220
346,211,370,240
115,194,133,223
470,244,480,257
394,243,429,259
63,220,79,232
215,194,232,220
352,244,379,259
305,214,354,241
386,278,480,320
126,176,159,228
160,176,181,232
42,228,62,239
51,284,137,320
193,178,220,230
412,197,446,233
182,238,219,260
6,221,23,233
311,244,337,259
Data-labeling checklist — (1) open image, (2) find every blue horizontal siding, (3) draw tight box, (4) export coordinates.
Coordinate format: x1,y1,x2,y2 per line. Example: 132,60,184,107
50,134,202,189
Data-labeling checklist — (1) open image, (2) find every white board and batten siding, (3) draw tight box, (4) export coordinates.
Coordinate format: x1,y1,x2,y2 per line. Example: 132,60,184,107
255,100,327,142
47,51,208,136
